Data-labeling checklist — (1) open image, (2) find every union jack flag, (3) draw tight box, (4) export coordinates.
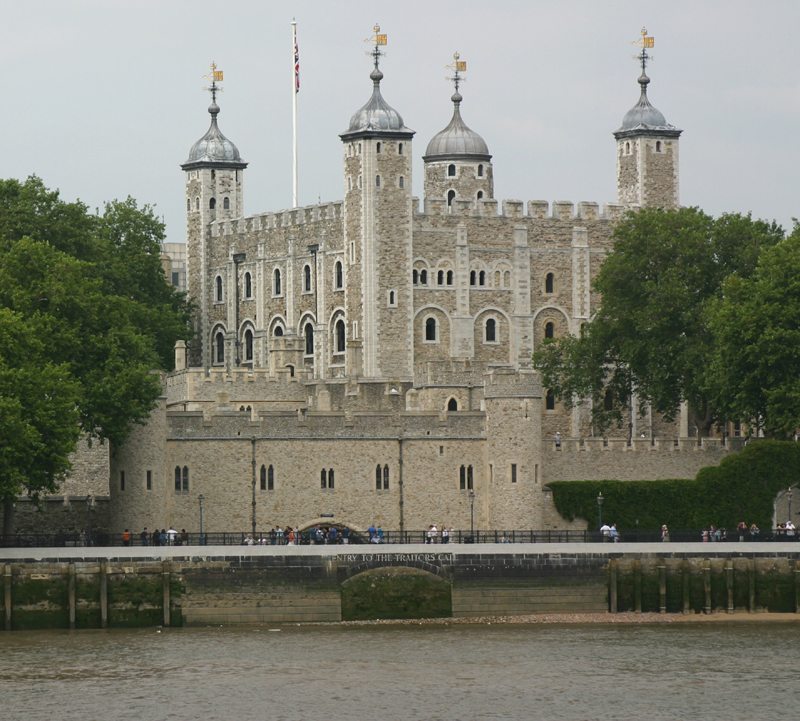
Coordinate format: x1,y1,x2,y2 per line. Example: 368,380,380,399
294,30,300,93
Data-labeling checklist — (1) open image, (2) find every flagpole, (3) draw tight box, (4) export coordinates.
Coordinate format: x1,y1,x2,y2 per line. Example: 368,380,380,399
292,19,298,208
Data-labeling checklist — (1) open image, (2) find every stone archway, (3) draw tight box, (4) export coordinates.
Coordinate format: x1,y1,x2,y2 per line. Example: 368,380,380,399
340,566,452,621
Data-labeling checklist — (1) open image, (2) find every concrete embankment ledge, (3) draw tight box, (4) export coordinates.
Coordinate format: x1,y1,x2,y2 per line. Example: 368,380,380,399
1,543,799,629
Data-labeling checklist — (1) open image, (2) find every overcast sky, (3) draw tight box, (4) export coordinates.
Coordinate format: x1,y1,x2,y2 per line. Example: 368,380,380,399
2,1,798,242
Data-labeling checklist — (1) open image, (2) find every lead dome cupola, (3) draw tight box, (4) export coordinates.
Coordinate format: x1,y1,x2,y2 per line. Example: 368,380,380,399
340,25,413,139
614,31,681,139
182,77,247,170
424,89,490,161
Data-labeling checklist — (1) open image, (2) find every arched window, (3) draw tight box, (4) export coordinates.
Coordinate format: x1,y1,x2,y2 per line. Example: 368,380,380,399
215,275,223,302
485,318,497,343
274,268,282,296
223,197,230,210
321,469,327,489
504,270,511,287
268,465,274,491
467,465,473,490
376,142,382,154
476,190,484,200
447,164,456,177
304,264,312,292
304,323,314,355
335,261,343,289
195,197,200,210
419,269,427,286
399,176,405,189
186,199,190,211
625,141,631,154
244,272,252,299
214,330,225,364
478,270,486,286
375,175,381,188
375,464,382,490
383,465,389,490
656,140,662,152
437,270,444,286
495,271,502,287
545,322,555,339
459,464,466,490
398,142,404,155
545,272,554,294
447,398,458,411
209,197,216,210
244,329,253,361
274,325,284,337
546,389,556,410
412,269,419,285
174,466,181,492
470,270,476,286
335,319,346,353
447,189,456,207
446,270,454,286
388,290,396,306
181,466,189,492
477,164,484,177
260,464,267,491
425,317,437,342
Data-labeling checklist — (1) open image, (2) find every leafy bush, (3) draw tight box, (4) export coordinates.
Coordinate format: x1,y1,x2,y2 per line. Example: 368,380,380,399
548,440,800,531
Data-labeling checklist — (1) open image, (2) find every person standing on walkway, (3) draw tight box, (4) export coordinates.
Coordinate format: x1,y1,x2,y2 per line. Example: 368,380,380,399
660,524,670,542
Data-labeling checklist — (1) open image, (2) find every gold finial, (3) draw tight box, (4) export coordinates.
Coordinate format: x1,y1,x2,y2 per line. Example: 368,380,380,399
366,24,387,71
447,51,467,93
632,28,654,75
203,61,224,104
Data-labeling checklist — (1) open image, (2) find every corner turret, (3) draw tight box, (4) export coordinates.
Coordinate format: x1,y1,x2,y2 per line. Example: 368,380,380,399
613,29,681,208
182,64,248,369
423,53,493,208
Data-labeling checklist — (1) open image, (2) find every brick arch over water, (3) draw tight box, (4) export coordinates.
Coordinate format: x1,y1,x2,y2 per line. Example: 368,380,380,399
337,553,455,583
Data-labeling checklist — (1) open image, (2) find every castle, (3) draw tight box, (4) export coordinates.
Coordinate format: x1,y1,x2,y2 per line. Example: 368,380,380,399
90,29,734,536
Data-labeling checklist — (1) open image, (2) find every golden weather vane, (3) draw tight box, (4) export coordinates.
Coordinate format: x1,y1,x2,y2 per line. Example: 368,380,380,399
202,62,225,103
364,24,388,69
446,51,467,92
633,27,655,74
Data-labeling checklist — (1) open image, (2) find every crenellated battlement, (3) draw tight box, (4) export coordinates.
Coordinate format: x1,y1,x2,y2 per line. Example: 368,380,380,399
546,437,740,454
166,405,487,440
209,201,344,238
414,197,627,221
542,436,736,484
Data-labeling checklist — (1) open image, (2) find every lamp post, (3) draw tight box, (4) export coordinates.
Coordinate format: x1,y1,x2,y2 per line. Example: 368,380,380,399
469,489,475,537
597,492,604,530
198,494,205,544
86,494,93,547
251,436,257,538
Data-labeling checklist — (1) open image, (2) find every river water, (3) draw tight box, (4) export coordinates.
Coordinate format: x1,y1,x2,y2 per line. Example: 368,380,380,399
1,622,797,721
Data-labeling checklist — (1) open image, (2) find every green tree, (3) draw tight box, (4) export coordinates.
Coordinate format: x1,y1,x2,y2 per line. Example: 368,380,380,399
708,223,800,438
534,207,784,437
0,177,192,532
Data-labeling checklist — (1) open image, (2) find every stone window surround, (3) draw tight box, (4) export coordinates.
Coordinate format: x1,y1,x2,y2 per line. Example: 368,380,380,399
483,316,500,344
423,315,438,343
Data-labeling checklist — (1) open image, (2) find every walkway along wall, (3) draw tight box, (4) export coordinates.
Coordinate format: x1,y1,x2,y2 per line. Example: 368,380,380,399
1,545,799,629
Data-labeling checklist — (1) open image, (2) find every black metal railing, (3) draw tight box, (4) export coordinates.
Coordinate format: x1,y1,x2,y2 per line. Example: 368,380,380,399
0,528,796,548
